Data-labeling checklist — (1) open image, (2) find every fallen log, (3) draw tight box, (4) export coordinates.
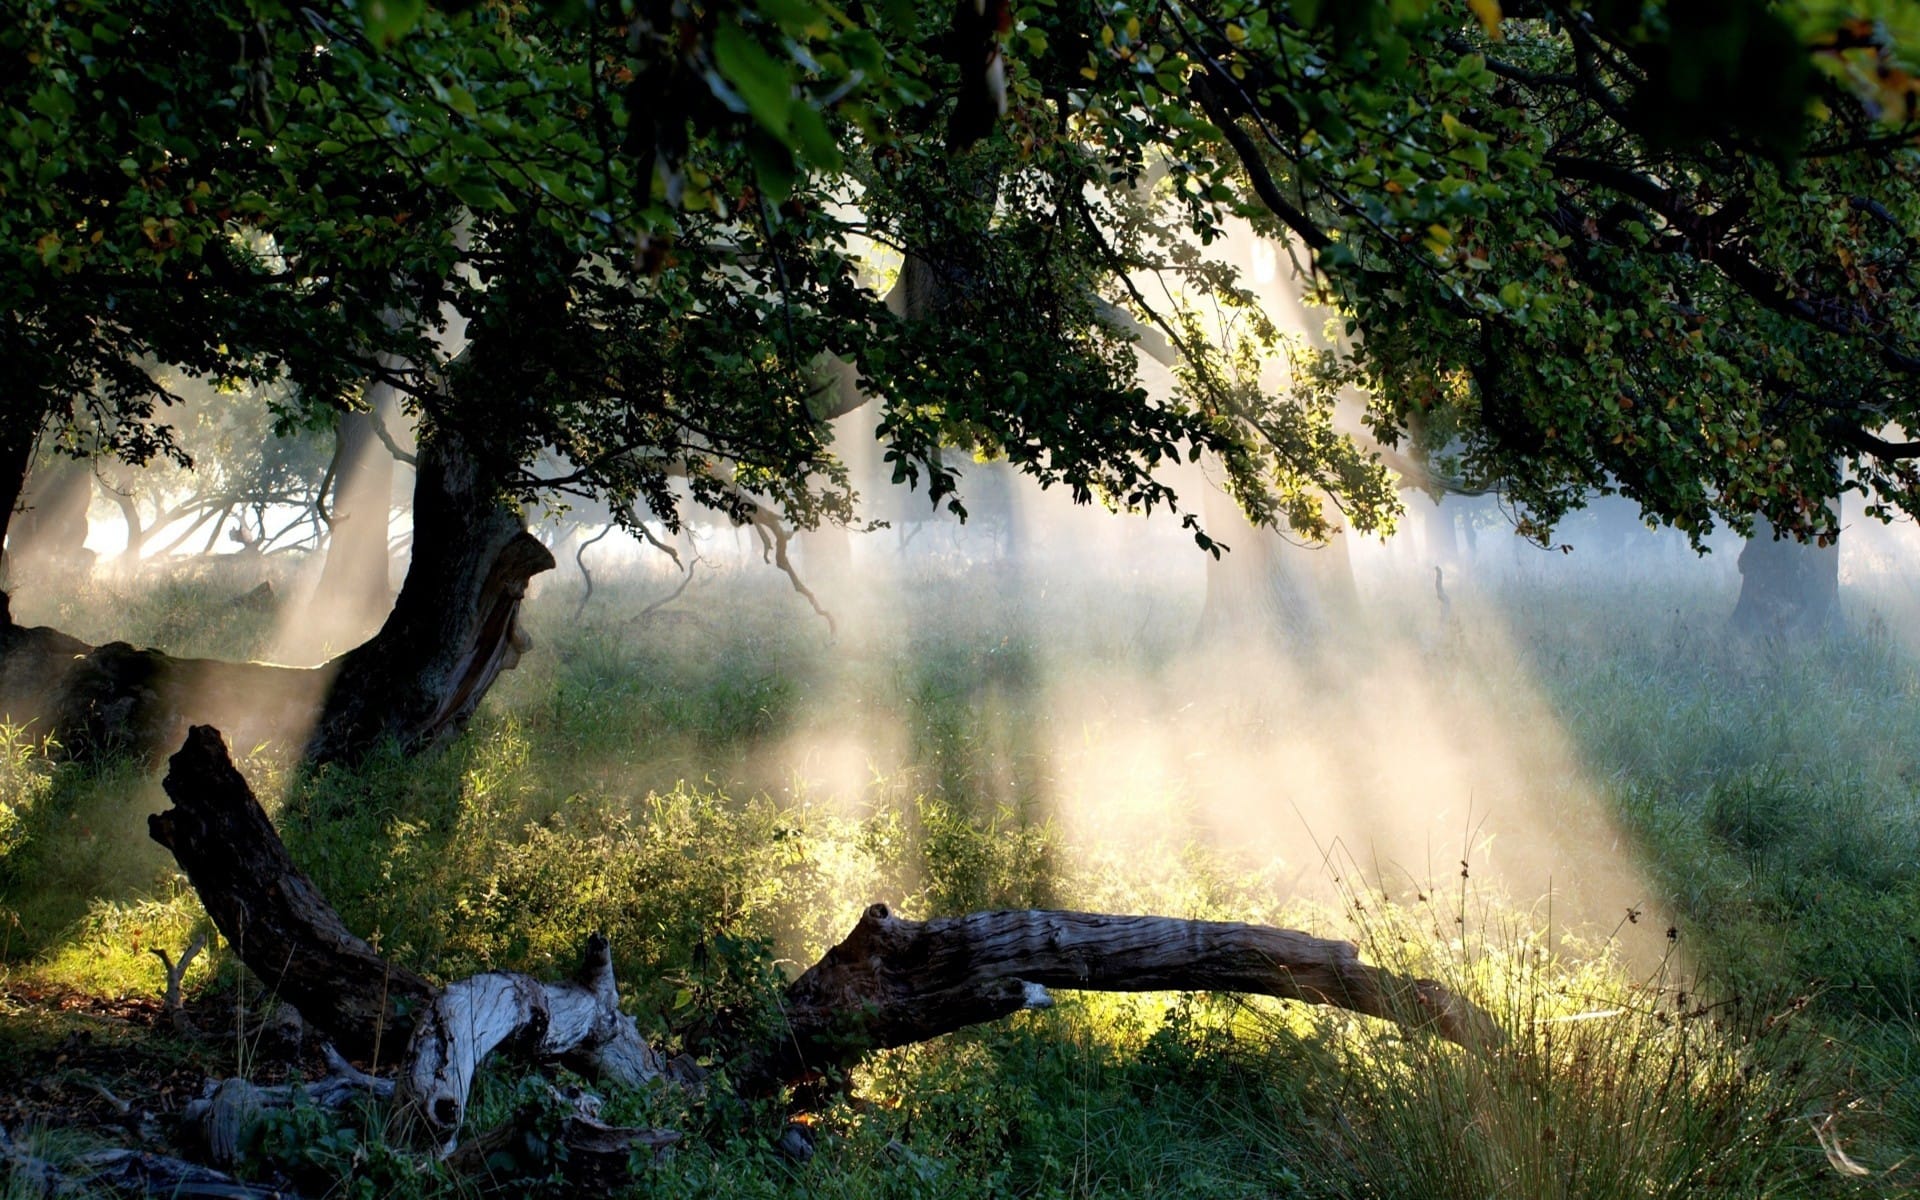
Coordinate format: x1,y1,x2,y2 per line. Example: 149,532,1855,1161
148,725,436,1063
736,902,1501,1090
0,592,324,761
150,725,1503,1153
151,727,676,1153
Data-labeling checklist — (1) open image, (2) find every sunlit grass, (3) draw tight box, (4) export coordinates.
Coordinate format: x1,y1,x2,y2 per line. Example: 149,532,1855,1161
0,551,1917,1194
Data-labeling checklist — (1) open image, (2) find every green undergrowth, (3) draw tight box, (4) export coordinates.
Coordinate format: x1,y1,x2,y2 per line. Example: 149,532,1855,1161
1,553,1918,1196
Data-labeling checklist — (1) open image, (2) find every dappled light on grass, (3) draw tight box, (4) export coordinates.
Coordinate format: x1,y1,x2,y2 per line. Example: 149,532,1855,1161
6,524,1920,1194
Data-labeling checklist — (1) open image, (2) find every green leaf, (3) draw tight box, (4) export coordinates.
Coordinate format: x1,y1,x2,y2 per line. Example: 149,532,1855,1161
747,133,798,202
358,0,427,48
713,20,795,141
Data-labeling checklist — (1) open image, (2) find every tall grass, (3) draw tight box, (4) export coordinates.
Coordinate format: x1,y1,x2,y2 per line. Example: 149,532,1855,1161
0,551,1915,1196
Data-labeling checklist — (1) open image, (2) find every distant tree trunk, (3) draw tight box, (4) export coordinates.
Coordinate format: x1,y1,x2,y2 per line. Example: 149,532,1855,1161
304,427,553,763
1408,491,1460,568
0,426,40,584
1196,468,1354,644
1730,513,1839,637
314,402,399,619
8,457,95,583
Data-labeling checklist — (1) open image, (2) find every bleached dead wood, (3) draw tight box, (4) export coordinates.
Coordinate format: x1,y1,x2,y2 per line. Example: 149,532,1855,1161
397,931,669,1150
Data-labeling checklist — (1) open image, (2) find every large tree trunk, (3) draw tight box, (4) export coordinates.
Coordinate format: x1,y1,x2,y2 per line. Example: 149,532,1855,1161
0,593,327,760
305,428,552,763
0,424,41,584
1730,513,1839,637
0,429,550,764
153,726,1501,1151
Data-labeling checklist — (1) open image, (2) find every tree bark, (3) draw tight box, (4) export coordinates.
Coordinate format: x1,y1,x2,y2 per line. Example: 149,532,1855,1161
153,727,1502,1145
0,419,37,579
304,428,552,763
1730,513,1839,637
0,595,328,760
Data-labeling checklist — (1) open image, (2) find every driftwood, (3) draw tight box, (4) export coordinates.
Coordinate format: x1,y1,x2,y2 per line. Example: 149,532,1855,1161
151,726,1502,1155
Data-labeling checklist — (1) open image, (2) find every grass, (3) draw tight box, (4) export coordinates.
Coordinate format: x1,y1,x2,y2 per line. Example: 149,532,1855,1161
2,540,1919,1197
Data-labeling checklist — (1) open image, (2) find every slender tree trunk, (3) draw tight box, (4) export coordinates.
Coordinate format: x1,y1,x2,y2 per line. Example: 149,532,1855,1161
8,457,95,583
1195,466,1354,643
315,403,399,618
305,427,553,763
0,421,38,583
1730,513,1839,637
1409,491,1460,568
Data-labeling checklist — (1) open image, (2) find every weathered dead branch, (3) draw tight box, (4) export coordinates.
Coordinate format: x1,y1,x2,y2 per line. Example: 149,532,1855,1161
180,1046,395,1167
0,1123,281,1199
148,726,437,1061
149,725,1502,1160
397,931,669,1150
734,902,1502,1090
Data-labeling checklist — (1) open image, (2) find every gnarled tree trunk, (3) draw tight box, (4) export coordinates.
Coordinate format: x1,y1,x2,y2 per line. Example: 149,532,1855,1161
0,593,326,759
0,429,549,763
305,427,552,762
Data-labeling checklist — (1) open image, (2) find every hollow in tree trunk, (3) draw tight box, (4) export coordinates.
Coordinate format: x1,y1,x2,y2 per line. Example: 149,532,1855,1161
1730,513,1839,637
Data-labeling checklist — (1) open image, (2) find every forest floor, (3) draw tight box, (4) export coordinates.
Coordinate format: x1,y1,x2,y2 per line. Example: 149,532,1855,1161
2,538,1919,1198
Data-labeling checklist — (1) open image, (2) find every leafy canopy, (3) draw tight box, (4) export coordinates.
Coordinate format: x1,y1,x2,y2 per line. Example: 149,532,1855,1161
8,0,1920,550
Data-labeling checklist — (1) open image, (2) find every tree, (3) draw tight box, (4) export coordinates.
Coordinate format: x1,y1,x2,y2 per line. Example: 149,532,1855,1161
7,0,1920,760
